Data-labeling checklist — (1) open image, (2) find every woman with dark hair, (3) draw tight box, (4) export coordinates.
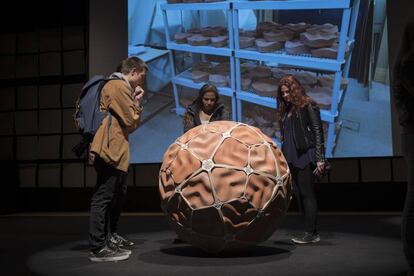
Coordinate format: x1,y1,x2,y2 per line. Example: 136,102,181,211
183,84,230,133
393,17,414,273
277,75,326,244
172,83,229,244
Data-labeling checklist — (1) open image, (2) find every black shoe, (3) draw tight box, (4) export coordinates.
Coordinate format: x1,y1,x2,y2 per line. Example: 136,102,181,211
88,245,130,262
109,233,134,247
291,232,320,244
107,241,131,255
172,237,186,244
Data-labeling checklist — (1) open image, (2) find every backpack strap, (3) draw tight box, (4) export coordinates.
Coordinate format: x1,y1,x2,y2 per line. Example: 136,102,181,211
107,113,112,148
103,74,121,148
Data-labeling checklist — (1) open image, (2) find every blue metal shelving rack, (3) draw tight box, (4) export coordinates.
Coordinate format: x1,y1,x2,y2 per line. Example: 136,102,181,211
232,0,360,157
161,0,360,157
161,1,237,120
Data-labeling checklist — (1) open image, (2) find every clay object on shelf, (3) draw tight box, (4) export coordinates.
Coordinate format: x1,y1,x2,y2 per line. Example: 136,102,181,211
311,42,349,59
241,74,253,91
263,29,295,42
243,116,256,126
284,40,311,55
306,86,333,109
293,71,318,86
251,78,279,97
257,21,281,37
260,126,277,138
192,70,210,83
214,62,230,73
281,22,310,35
201,26,227,37
240,62,256,73
211,35,228,47
253,105,280,123
187,34,211,46
300,32,337,48
205,54,228,63
174,32,193,44
193,61,212,71
271,67,295,80
318,75,348,90
187,27,201,34
239,36,255,49
249,65,272,79
240,29,258,38
253,114,273,128
255,39,282,53
306,23,339,35
209,72,230,87
311,46,338,59
246,106,280,137
193,62,214,73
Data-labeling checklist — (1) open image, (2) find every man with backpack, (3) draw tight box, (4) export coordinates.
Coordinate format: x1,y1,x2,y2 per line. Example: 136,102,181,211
88,57,146,262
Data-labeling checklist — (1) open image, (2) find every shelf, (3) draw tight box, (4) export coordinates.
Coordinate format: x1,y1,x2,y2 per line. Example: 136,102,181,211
235,49,344,71
161,2,231,11
235,38,354,72
237,91,276,109
236,89,342,123
233,0,350,10
173,68,234,97
161,0,360,157
167,42,233,56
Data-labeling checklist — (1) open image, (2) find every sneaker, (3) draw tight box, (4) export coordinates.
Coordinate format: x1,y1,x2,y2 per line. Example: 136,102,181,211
109,233,134,247
172,237,185,244
107,241,132,255
291,232,320,244
88,245,130,262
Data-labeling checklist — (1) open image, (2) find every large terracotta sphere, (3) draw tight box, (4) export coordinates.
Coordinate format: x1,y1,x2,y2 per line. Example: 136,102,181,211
159,121,291,253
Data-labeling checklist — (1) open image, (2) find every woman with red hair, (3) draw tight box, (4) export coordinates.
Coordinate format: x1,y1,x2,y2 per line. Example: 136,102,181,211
277,75,326,244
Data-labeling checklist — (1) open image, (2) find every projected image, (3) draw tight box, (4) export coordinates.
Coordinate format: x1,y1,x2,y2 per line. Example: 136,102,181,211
128,0,392,163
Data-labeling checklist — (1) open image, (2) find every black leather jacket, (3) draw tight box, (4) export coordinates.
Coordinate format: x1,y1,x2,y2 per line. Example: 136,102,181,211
183,102,230,133
281,103,325,161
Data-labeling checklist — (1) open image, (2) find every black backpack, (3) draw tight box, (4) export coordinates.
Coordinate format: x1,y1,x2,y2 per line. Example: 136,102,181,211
72,75,120,158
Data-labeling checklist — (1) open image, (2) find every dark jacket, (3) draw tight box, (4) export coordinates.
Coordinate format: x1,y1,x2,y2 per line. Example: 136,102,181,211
281,103,325,161
393,17,414,131
183,101,230,133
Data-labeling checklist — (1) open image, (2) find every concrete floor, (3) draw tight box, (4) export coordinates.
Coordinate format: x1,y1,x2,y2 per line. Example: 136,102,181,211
335,79,392,157
3,213,408,276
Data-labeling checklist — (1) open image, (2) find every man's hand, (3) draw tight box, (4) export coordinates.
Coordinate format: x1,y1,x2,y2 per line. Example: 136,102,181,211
133,86,145,106
316,161,325,173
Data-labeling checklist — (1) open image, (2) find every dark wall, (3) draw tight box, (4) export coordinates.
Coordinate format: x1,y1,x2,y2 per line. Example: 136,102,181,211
387,0,414,156
89,0,128,77
0,0,89,213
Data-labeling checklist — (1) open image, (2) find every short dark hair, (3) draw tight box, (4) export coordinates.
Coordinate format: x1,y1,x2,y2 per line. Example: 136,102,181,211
116,56,147,74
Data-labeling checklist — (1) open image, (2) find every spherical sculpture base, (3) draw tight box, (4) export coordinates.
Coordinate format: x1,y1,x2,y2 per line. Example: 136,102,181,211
159,121,292,253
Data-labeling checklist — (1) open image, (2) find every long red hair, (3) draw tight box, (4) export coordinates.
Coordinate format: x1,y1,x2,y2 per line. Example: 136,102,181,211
276,75,314,119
